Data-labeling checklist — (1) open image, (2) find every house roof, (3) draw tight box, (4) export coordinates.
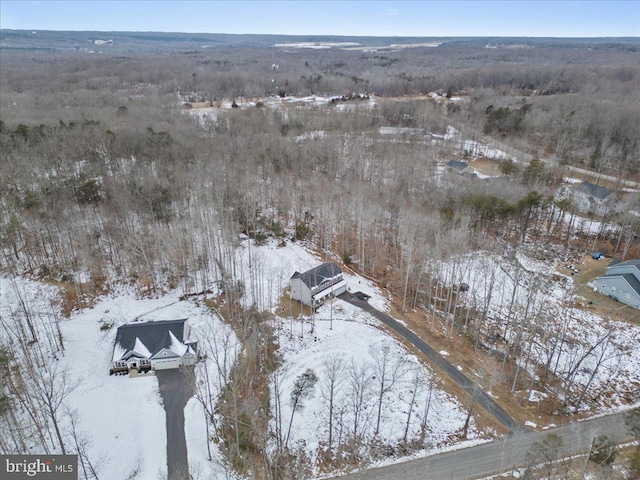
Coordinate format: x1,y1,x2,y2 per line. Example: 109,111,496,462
291,262,343,289
577,181,611,200
446,160,469,171
598,258,640,298
615,259,640,268
112,319,190,362
601,273,640,297
607,259,640,274
622,273,640,295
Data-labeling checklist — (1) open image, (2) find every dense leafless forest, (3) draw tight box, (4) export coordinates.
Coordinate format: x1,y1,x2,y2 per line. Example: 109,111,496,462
2,33,638,290
1,30,640,479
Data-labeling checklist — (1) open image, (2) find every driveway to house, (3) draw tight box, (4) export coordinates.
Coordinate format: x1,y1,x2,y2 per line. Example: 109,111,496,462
157,367,195,480
339,292,522,433
329,411,633,480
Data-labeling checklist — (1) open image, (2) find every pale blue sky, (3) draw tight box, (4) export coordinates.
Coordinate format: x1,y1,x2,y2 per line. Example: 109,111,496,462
1,1,639,37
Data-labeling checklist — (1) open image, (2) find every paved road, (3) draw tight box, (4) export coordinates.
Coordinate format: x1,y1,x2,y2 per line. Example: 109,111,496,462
563,164,640,189
330,412,633,480
447,119,640,190
339,292,522,433
472,126,640,190
157,367,195,480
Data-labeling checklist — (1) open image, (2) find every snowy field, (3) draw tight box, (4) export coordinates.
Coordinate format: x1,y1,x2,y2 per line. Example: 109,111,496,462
433,126,517,161
271,300,480,470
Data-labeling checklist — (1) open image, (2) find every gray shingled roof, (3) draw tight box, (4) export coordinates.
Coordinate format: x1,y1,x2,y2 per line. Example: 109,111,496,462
446,160,469,171
112,319,187,360
577,181,611,200
612,274,640,296
623,273,640,295
292,263,342,289
615,259,640,269
607,259,640,275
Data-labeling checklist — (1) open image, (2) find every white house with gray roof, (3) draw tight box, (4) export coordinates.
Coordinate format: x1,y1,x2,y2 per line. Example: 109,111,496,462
110,318,198,375
445,160,476,177
595,259,640,310
290,262,348,307
573,181,626,216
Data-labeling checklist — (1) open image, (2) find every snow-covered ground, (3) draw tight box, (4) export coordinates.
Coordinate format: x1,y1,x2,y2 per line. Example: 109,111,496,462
187,94,377,130
271,300,480,469
561,211,621,236
233,238,388,313
6,236,635,479
1,238,480,479
0,276,237,480
436,126,517,161
438,250,640,411
229,239,482,471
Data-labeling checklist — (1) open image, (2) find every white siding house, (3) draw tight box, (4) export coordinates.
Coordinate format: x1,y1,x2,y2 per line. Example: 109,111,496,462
290,263,348,307
573,181,626,216
595,259,640,310
445,160,477,177
111,319,198,375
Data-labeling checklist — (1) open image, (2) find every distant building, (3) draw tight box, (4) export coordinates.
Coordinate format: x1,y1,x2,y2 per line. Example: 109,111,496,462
290,263,348,307
445,160,477,177
573,181,626,216
111,319,198,375
595,259,640,310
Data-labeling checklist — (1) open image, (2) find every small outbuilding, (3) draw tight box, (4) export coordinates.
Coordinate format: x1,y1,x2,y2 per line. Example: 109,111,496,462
110,318,198,375
290,262,348,307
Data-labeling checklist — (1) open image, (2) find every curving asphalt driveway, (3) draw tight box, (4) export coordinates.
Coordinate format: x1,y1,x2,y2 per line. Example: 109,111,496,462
339,292,522,433
157,367,195,480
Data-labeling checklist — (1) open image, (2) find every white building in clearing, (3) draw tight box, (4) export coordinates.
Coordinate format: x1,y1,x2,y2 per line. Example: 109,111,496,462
110,318,198,375
572,181,626,217
290,263,348,307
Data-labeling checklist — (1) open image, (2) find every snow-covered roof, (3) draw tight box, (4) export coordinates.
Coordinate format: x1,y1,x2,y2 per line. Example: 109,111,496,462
112,319,190,362
131,337,152,358
291,262,342,290
167,330,189,356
